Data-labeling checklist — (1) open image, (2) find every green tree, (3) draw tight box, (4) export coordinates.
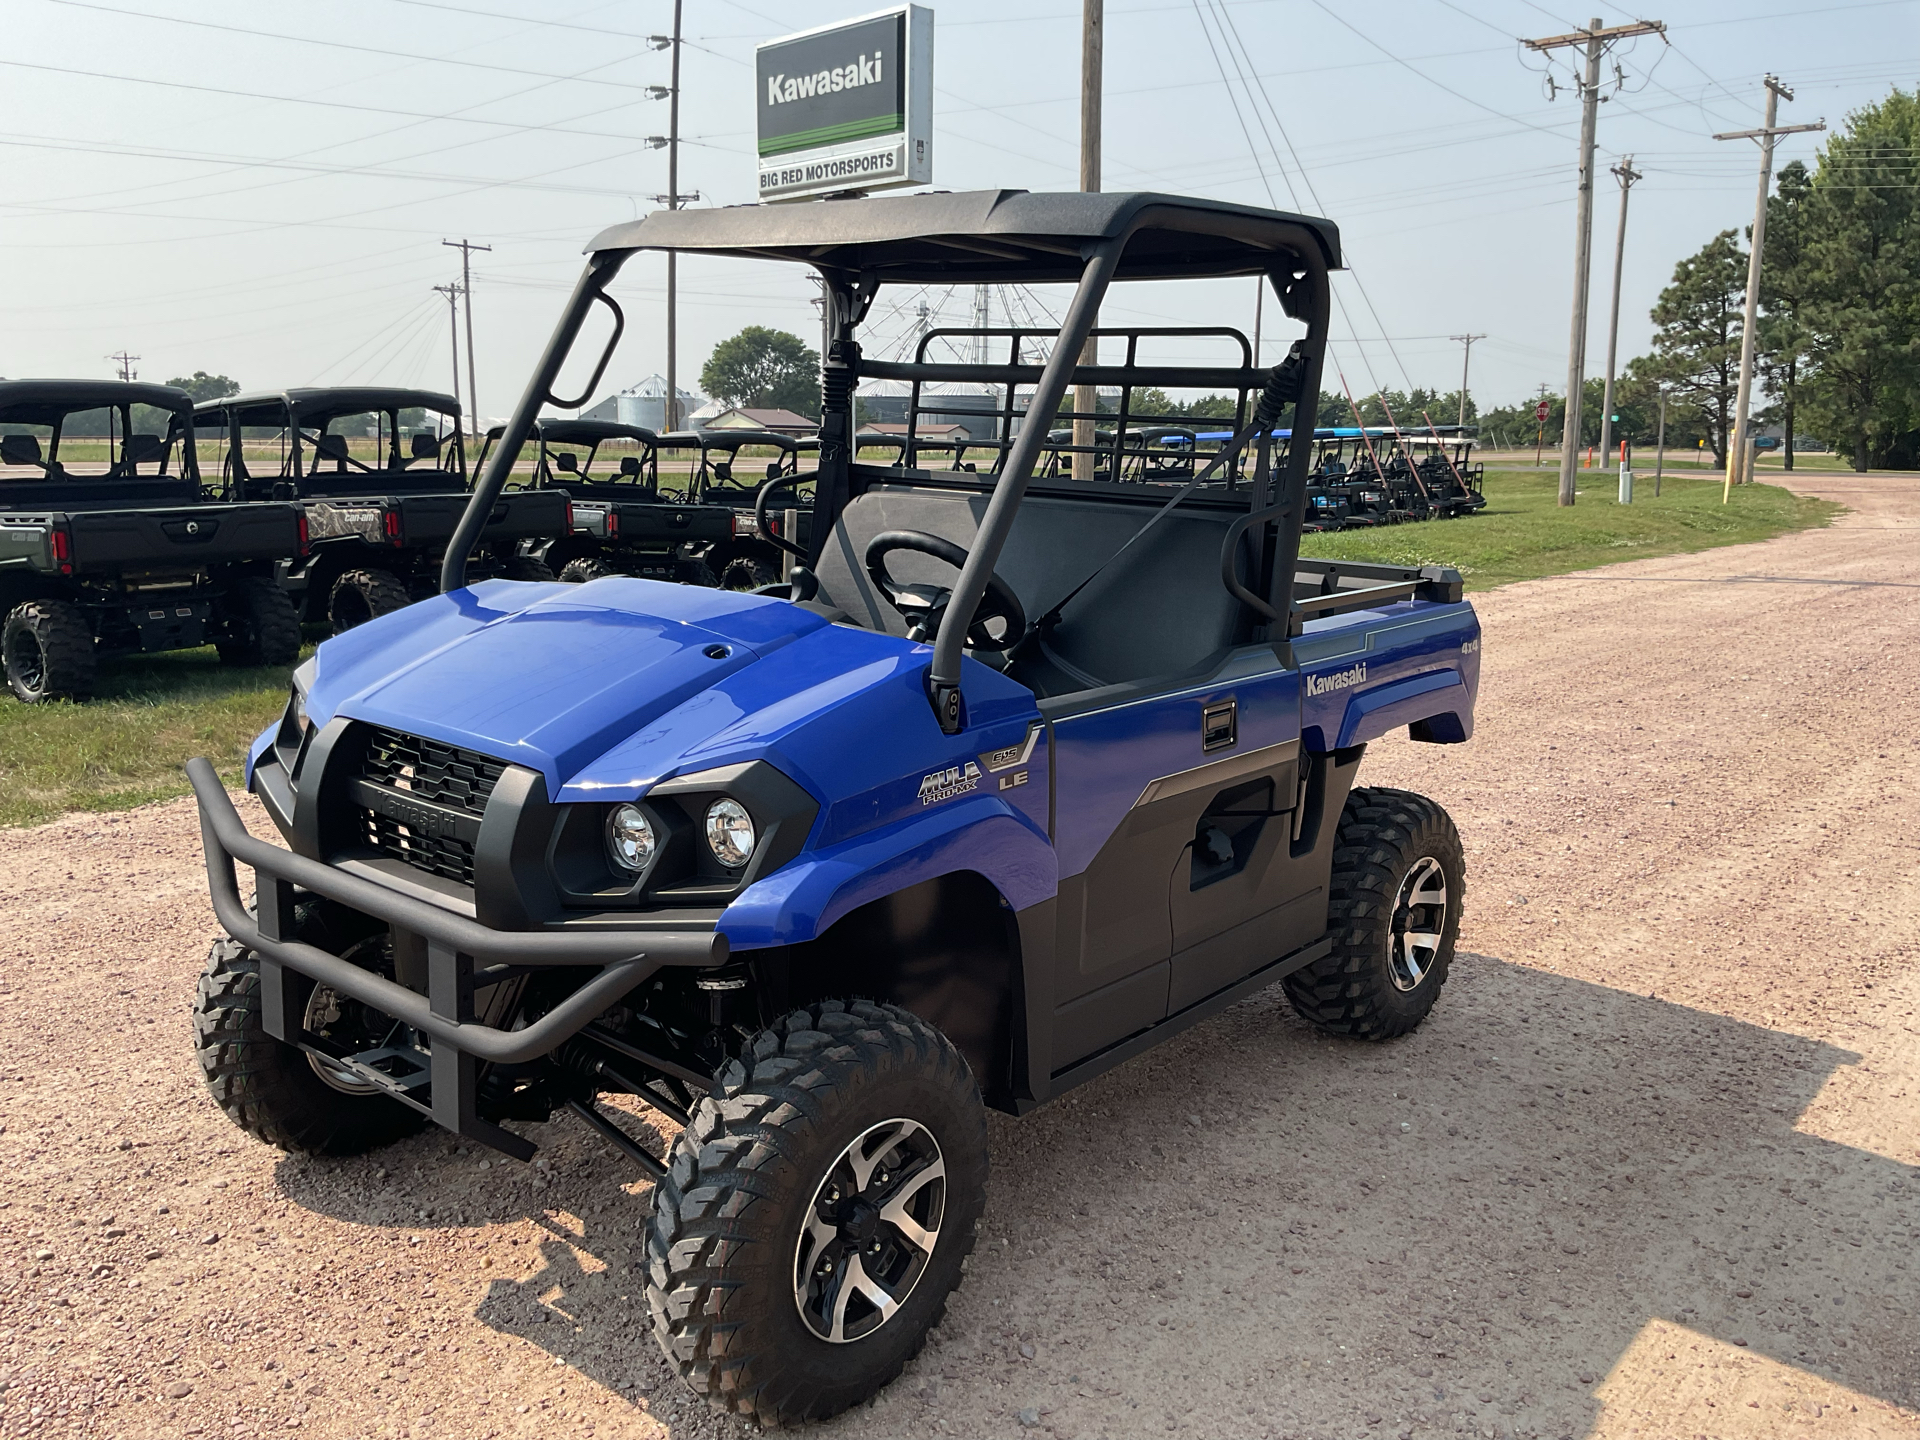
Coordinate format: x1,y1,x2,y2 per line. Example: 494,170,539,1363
698,327,820,418
1794,89,1920,470
165,371,240,403
1638,230,1747,466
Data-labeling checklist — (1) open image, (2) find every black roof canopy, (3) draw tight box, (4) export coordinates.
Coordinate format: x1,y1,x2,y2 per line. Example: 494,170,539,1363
483,419,658,446
197,387,460,424
0,379,194,423
586,190,1341,285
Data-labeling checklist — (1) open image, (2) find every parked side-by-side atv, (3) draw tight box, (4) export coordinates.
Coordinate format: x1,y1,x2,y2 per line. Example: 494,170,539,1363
186,190,1481,1427
0,380,303,701
474,419,730,586
195,388,567,632
669,426,819,590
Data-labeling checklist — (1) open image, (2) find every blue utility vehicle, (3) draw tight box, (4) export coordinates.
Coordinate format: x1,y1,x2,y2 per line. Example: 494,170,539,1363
186,191,1480,1426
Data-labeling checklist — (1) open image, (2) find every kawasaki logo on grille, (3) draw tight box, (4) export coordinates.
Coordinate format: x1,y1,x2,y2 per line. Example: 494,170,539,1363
1305,662,1367,697
361,785,459,837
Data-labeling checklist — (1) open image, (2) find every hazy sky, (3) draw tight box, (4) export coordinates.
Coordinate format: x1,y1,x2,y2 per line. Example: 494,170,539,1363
2,0,1909,421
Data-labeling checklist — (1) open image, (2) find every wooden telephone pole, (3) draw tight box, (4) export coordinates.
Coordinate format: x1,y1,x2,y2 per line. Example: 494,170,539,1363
1715,77,1823,500
442,239,491,435
1597,156,1641,469
1523,17,1665,506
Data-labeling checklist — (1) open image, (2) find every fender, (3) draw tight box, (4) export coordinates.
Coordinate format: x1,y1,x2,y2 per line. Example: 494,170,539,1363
718,793,1057,950
1334,668,1472,749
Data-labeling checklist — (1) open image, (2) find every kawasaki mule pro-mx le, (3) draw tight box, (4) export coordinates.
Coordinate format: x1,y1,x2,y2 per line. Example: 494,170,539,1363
186,191,1480,1425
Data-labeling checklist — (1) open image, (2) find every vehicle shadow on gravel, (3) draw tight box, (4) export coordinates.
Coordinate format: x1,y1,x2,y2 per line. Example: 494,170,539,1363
271,953,1920,1439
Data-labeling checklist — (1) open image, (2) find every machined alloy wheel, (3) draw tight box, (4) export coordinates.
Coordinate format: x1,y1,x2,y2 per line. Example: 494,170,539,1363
794,1118,946,1344
1388,855,1448,992
1283,785,1464,1039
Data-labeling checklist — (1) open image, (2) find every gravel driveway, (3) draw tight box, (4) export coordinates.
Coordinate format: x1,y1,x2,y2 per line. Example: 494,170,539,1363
2,472,1916,1440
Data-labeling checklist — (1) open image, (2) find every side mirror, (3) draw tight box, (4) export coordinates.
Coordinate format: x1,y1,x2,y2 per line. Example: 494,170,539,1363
555,452,579,473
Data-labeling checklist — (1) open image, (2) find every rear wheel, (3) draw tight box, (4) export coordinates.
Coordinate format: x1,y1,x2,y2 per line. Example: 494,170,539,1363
675,558,719,587
3,599,96,703
215,575,300,667
720,555,778,592
501,553,556,583
328,568,411,634
646,999,987,1427
559,556,614,583
1283,786,1464,1039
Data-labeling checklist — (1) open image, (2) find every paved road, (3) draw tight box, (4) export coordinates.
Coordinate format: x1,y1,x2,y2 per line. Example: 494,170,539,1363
1,472,1915,1440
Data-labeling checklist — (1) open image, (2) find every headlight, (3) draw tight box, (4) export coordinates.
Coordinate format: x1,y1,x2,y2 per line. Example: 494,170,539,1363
704,798,755,868
606,804,657,872
288,686,310,738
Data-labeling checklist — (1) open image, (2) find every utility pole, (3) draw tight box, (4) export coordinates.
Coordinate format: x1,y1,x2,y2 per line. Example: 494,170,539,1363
643,6,692,432
1523,17,1666,506
1449,333,1485,430
1714,77,1823,501
433,283,464,418
1072,0,1102,482
442,240,490,434
107,351,140,382
1597,156,1641,467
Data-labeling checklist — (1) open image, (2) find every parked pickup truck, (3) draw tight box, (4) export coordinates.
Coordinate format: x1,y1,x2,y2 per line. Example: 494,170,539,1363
474,419,731,586
186,190,1479,1427
1,380,302,701
195,387,566,632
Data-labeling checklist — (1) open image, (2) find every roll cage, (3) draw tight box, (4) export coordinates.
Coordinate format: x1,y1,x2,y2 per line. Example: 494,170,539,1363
476,418,663,495
196,388,464,500
445,189,1371,733
0,381,200,487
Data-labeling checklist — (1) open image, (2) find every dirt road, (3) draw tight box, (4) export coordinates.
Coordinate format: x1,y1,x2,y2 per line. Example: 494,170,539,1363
2,473,1916,1440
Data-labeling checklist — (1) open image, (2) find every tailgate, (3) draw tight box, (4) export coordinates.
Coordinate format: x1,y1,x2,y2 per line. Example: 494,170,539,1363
66,502,303,572
395,490,569,545
610,500,732,544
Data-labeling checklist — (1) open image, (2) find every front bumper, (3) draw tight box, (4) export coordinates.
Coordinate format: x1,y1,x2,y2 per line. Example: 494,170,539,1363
187,757,727,1155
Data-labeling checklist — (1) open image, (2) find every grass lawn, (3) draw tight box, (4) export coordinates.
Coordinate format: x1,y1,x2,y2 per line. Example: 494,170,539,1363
0,467,1839,829
0,643,309,828
1299,468,1840,590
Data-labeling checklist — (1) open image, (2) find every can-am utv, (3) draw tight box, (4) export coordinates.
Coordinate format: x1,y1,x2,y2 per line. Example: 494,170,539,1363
0,380,303,701
195,388,566,632
474,419,730,585
669,426,819,590
187,191,1481,1427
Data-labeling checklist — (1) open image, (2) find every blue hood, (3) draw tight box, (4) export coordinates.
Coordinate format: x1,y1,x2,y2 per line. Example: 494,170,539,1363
303,578,831,790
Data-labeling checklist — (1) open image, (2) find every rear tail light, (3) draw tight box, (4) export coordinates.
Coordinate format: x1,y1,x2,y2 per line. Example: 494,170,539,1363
50,527,72,575
296,512,310,557
383,509,403,546
730,513,740,537
605,510,618,538
565,501,575,533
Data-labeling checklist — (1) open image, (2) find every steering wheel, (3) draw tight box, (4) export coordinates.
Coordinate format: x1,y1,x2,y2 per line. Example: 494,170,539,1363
864,530,1026,652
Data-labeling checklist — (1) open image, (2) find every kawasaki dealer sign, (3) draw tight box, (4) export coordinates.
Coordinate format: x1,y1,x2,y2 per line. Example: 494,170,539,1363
757,7,932,201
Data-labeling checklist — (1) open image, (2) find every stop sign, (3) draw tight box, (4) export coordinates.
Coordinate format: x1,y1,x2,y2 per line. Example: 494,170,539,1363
1535,399,1551,423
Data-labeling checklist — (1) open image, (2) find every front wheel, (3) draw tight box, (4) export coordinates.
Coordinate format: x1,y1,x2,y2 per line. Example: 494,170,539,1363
193,916,427,1156
328,568,411,634
1283,786,1464,1039
646,1000,988,1427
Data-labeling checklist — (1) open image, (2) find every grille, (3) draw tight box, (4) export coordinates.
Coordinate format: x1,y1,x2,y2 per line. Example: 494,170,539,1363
362,728,505,816
357,727,505,885
360,808,477,885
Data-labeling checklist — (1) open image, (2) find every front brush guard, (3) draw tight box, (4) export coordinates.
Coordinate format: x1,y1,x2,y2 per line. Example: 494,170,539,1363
186,757,728,1158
